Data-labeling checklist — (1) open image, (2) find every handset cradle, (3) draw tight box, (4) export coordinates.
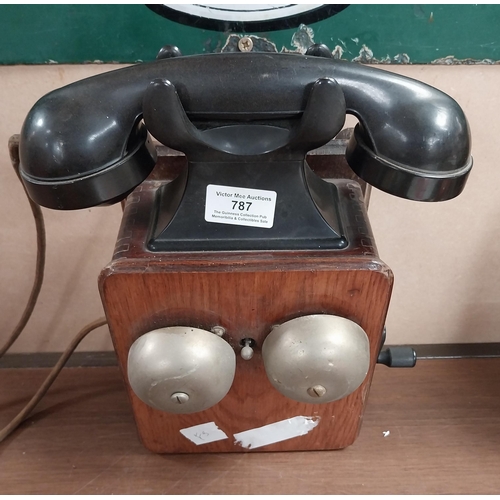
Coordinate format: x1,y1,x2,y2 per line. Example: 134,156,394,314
143,77,348,251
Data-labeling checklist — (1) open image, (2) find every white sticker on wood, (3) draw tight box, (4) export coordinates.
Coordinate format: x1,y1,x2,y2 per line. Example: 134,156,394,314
180,422,228,445
233,416,320,449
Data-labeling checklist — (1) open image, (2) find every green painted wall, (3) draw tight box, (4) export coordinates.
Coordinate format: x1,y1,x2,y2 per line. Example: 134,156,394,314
1,4,500,64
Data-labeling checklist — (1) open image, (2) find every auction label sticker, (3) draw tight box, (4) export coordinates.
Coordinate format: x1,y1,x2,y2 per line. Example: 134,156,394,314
205,184,277,229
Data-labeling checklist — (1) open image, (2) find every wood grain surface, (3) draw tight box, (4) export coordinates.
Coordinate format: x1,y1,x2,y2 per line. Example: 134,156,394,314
1,359,500,494
101,266,391,454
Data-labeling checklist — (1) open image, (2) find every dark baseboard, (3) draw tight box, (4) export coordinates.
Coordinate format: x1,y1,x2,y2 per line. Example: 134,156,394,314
1,344,500,369
0,351,118,369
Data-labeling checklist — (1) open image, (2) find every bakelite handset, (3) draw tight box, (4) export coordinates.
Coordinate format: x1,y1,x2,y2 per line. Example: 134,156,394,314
18,52,472,210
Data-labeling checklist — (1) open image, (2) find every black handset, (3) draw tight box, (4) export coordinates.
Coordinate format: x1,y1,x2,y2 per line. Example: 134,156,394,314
18,52,472,231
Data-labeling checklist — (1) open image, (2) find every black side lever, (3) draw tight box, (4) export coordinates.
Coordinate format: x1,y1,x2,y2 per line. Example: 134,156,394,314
377,328,417,368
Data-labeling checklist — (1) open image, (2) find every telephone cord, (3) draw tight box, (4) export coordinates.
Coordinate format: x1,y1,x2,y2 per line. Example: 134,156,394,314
0,136,46,358
0,318,107,443
0,135,108,443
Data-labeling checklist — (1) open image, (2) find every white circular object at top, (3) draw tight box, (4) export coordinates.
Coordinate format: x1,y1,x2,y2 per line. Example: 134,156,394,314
148,4,349,32
164,5,325,23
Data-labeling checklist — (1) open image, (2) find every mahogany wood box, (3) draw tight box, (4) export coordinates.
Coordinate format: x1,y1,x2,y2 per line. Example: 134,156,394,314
99,146,393,453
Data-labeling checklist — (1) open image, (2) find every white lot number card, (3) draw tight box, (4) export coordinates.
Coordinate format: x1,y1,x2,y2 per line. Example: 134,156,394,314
205,184,277,229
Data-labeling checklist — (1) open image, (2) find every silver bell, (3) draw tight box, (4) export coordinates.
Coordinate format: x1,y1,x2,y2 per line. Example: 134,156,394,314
262,315,370,404
127,326,236,414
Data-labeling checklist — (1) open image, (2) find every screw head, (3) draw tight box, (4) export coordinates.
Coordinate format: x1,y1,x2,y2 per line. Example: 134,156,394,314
211,326,225,337
238,36,253,52
170,392,190,404
156,44,182,60
305,43,332,59
307,385,327,398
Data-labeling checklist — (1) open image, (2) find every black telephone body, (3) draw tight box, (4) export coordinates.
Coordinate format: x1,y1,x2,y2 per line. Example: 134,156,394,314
16,48,474,454
18,50,472,253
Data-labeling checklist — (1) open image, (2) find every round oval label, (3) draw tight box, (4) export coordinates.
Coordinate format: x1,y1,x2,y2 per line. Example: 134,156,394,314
147,4,349,32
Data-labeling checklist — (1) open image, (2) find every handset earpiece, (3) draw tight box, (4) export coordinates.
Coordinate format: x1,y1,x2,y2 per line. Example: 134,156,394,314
19,83,157,210
333,62,472,201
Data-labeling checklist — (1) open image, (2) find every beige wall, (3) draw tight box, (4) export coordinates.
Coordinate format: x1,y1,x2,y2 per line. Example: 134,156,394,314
1,64,498,353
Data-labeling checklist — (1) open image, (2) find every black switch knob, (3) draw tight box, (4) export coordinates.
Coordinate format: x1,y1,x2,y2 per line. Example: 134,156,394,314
377,347,417,368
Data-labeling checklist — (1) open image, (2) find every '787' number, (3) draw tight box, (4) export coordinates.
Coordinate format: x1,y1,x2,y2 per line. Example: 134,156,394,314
232,200,252,211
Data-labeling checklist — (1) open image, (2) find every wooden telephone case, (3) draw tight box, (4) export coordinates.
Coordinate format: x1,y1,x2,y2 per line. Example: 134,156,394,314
99,142,393,454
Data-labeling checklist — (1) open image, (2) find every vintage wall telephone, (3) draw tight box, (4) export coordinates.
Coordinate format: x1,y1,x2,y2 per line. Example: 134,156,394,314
18,48,472,453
